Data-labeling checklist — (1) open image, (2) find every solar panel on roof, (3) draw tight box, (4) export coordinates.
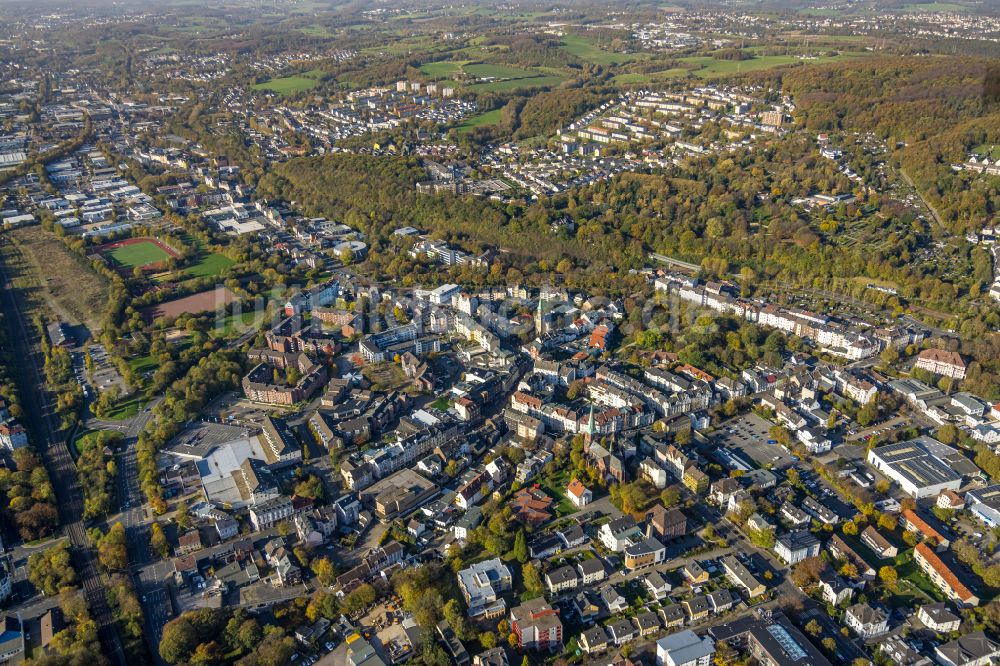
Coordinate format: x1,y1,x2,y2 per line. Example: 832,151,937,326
766,624,807,661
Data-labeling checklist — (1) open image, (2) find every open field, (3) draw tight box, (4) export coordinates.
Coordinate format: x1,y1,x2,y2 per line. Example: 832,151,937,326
252,73,321,95
211,310,264,338
71,429,111,458
181,252,235,280
973,144,1000,160
468,74,566,92
463,63,537,79
297,25,334,37
678,51,873,78
454,108,502,133
2,226,109,331
128,353,158,376
560,34,638,65
419,60,469,78
901,2,971,12
101,395,144,420
612,69,689,84
142,286,238,321
98,237,177,271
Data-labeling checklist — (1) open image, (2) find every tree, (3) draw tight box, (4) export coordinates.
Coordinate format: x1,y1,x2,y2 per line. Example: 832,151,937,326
791,557,826,589
312,557,337,587
660,486,682,508
877,513,897,531
97,522,129,571
786,468,801,487
842,520,858,536
160,616,200,663
342,583,377,616
522,563,544,597
821,637,837,653
513,529,528,563
174,500,191,530
714,639,738,666
28,542,77,595
150,522,170,559
879,565,898,589
804,619,822,637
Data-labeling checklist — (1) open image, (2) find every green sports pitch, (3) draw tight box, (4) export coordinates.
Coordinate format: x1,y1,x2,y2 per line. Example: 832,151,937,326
103,239,175,270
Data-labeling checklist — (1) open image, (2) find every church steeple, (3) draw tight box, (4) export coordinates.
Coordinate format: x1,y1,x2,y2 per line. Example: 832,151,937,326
585,402,595,445
535,291,546,335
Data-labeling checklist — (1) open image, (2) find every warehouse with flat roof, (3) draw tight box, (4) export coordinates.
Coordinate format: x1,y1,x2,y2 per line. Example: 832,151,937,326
866,437,966,498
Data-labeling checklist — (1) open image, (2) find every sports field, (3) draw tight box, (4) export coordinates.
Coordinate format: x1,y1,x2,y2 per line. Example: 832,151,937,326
142,286,238,322
97,237,180,272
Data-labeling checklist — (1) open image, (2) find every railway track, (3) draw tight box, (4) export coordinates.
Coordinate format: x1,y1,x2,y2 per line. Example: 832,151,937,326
0,239,127,665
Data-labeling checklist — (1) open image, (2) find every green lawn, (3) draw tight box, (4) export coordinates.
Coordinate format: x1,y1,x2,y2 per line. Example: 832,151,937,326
454,108,502,133
560,34,637,65
298,25,334,37
901,2,970,11
468,75,565,92
128,353,157,375
211,310,263,338
419,60,469,78
973,144,1000,160
102,395,144,421
182,252,235,279
464,63,538,80
253,75,321,95
107,240,173,270
612,69,689,84
72,429,122,460
71,429,98,458
677,51,873,78
430,396,451,411
537,468,579,517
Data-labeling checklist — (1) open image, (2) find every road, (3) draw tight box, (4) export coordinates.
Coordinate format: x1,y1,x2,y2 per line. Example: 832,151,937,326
0,239,127,665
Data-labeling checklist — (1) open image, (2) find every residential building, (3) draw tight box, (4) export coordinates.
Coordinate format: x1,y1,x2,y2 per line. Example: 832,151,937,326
935,631,1000,666
544,565,578,594
845,603,888,638
458,558,512,620
860,526,898,559
918,603,961,633
720,555,765,599
656,629,714,666
579,626,610,654
901,508,951,549
914,542,979,607
566,478,592,507
774,530,820,565
607,618,636,646
709,610,833,666
578,558,606,585
915,348,967,379
817,572,853,606
599,516,643,552
645,571,672,601
511,598,562,652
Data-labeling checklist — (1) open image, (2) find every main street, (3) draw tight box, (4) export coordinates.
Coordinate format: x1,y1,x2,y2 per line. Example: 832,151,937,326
0,239,127,666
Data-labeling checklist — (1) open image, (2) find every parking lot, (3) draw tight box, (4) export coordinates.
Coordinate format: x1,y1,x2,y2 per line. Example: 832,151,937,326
203,390,289,424
711,413,797,470
84,343,127,395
